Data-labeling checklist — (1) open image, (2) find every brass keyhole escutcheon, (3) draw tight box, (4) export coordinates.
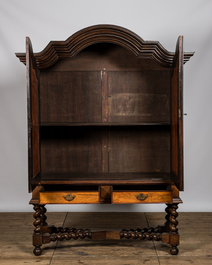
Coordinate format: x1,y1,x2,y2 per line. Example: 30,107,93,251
135,193,148,201
63,194,76,201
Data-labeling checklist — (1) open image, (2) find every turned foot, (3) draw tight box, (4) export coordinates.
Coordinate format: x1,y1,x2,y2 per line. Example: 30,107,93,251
170,246,179,255
33,245,42,256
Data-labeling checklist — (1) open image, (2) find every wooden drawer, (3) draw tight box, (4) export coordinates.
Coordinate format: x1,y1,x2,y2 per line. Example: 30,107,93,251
40,191,100,204
112,190,172,204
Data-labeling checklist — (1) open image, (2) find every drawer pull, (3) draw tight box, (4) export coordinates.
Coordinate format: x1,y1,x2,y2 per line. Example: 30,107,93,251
63,194,76,201
135,193,148,201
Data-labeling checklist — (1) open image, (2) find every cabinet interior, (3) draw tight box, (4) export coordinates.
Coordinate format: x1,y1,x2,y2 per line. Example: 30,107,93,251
38,43,173,185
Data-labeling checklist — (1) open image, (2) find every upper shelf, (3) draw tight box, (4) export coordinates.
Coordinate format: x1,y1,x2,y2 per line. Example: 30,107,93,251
16,24,194,69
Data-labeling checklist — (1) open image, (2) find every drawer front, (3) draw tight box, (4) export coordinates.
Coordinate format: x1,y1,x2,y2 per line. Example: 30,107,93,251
40,191,100,204
112,191,172,204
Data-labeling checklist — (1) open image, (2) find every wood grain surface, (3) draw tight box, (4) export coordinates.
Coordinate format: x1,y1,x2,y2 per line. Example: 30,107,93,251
112,191,172,204
40,191,100,204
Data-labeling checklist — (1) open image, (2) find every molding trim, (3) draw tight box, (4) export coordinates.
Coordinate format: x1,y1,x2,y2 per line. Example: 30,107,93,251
16,24,194,69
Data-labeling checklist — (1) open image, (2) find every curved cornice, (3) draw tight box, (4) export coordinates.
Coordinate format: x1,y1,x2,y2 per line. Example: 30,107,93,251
16,24,194,69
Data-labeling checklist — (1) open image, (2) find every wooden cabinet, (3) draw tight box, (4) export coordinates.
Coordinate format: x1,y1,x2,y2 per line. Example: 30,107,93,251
16,25,194,256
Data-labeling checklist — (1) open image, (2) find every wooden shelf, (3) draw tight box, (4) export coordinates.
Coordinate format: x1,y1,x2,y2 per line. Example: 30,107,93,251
40,122,170,126
38,172,175,186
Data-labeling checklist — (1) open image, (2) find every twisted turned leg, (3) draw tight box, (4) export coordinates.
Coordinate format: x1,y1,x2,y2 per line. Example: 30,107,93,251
30,203,180,256
169,203,179,255
165,204,171,227
40,205,47,226
33,204,43,256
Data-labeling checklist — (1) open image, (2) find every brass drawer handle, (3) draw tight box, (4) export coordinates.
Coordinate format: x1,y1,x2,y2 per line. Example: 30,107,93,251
63,194,76,201
135,193,148,201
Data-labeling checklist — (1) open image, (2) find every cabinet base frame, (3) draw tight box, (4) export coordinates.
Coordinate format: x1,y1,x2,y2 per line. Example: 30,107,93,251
32,203,179,256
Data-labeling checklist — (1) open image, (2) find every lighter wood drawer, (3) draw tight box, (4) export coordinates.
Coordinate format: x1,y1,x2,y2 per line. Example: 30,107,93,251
40,191,100,204
112,191,172,204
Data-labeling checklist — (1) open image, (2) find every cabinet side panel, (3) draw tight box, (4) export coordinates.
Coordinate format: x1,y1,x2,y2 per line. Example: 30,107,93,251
31,63,40,177
171,66,178,177
171,36,184,191
40,71,101,123
26,37,40,192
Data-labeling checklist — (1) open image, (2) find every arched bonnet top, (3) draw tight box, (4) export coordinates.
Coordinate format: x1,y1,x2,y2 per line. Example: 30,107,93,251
16,24,194,69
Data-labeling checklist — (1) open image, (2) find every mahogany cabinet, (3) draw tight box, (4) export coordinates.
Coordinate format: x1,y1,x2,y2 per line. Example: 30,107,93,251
16,25,194,256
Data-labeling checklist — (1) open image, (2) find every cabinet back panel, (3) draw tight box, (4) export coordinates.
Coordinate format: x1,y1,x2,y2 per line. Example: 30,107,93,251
109,127,170,173
40,44,171,124
40,127,102,173
40,71,101,123
40,126,170,174
108,71,170,122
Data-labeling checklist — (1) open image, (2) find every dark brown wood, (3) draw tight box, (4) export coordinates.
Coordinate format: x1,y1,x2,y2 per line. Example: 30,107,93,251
100,186,111,203
102,71,109,122
33,204,43,256
168,203,179,255
120,228,162,241
30,185,44,204
40,121,170,126
16,25,194,69
40,126,102,173
162,232,170,243
38,172,175,186
108,71,170,123
26,37,40,192
40,44,167,72
40,71,102,123
41,225,55,234
50,228,92,242
101,128,109,173
15,26,194,256
40,205,47,226
171,36,184,191
109,127,170,173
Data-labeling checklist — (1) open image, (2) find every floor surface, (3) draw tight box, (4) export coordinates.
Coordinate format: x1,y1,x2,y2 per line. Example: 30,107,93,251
0,212,211,265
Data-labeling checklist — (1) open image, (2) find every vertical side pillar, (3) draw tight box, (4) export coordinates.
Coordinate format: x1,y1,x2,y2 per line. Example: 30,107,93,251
33,204,43,256
169,203,179,255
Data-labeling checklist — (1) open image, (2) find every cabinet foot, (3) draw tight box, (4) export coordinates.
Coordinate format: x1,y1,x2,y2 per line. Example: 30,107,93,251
33,245,42,256
170,246,179,255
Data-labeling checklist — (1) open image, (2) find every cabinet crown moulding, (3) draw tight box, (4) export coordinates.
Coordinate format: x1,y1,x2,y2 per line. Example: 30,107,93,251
15,24,194,69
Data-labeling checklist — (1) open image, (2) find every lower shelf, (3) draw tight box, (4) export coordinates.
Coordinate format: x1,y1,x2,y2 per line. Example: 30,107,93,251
37,172,176,186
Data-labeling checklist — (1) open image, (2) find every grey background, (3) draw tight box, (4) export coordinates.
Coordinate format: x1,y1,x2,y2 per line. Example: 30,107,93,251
0,0,212,212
